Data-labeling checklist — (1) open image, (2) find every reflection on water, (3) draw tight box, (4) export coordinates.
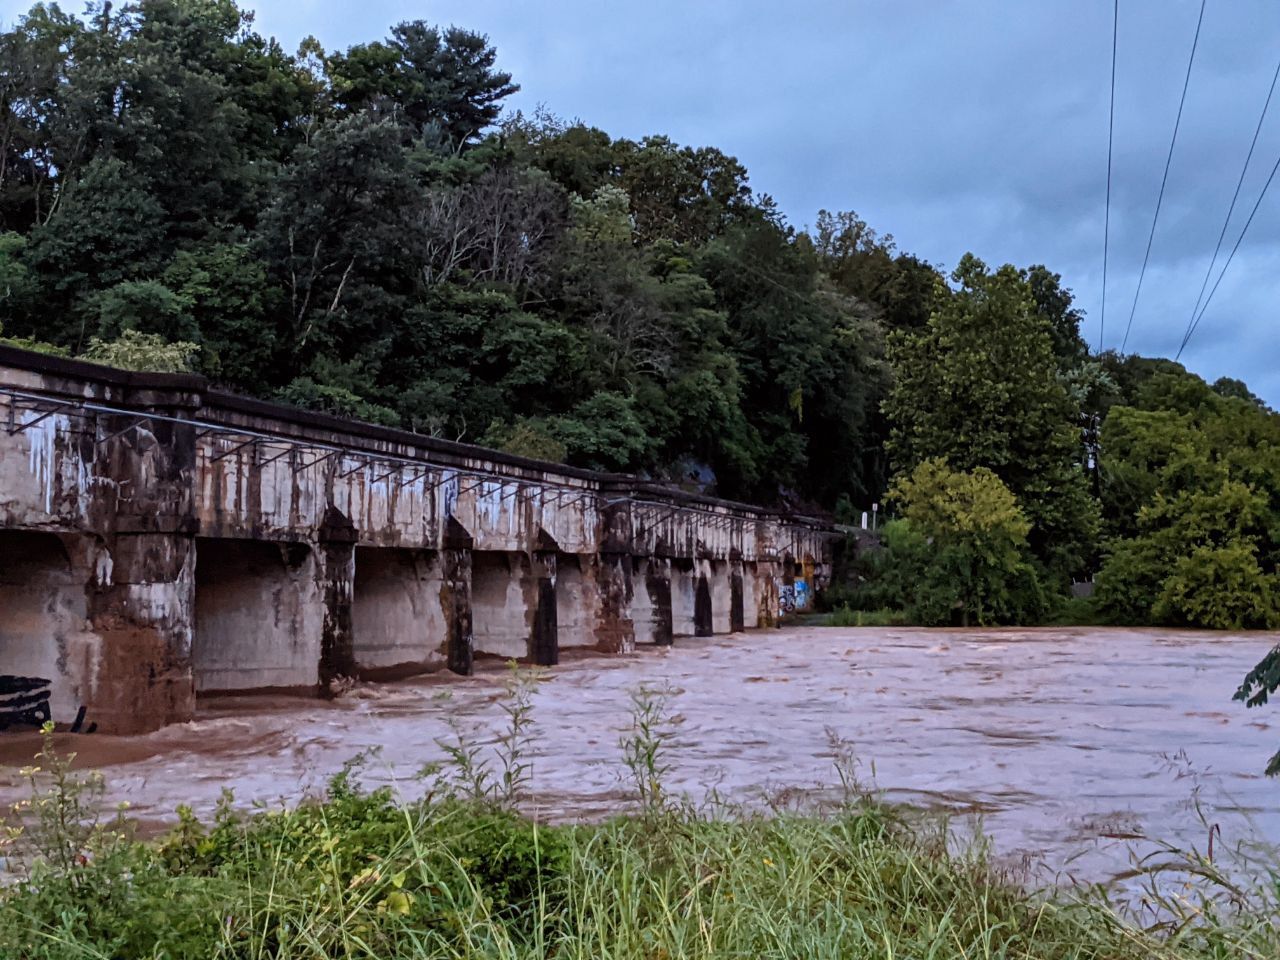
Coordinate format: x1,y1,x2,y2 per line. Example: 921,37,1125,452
1,625,1277,884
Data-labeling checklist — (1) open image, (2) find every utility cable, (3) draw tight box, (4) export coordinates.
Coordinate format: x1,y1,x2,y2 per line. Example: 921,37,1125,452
1120,0,1207,354
1177,54,1280,357
1099,0,1119,353
1177,145,1280,359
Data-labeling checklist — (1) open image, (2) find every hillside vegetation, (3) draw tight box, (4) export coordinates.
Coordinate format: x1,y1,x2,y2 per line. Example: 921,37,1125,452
1,1,1278,634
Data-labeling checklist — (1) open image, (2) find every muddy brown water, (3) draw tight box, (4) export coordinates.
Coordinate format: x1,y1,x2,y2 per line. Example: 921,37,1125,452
2,626,1278,887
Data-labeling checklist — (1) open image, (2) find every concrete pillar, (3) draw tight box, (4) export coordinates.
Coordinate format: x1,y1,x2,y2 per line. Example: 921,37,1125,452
441,547,473,675
694,560,713,637
87,528,196,733
593,553,635,653
730,560,746,633
530,549,558,666
317,508,357,691
631,556,673,646
755,559,781,628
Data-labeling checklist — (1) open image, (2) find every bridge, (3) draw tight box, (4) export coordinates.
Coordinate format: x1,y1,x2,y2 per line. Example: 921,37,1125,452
0,346,835,733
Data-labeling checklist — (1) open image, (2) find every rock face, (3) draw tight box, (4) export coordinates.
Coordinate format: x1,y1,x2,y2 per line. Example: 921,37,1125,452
0,346,833,734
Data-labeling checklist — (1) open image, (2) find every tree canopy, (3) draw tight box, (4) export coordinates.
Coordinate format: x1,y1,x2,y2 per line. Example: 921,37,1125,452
0,1,1276,644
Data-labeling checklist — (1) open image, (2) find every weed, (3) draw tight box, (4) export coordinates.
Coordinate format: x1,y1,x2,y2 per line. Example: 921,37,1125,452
619,682,674,814
435,661,539,808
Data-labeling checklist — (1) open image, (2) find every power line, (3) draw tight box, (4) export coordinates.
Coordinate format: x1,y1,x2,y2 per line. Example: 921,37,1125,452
1177,53,1280,358
1098,0,1118,354
1176,145,1280,359
1120,0,1207,355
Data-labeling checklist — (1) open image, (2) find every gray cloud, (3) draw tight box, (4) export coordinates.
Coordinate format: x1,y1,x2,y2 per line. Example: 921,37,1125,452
6,0,1278,403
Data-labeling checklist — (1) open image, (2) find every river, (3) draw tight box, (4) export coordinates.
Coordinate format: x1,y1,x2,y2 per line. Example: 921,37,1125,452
1,625,1277,888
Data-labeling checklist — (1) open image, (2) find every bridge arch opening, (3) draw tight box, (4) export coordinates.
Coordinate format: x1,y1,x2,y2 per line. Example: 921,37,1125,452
630,557,673,645
709,560,733,634
193,538,321,695
554,553,596,651
471,551,532,660
0,530,95,729
671,559,714,637
351,546,445,680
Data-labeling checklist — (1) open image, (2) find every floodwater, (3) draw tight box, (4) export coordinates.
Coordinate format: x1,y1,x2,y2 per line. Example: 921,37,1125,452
2,626,1278,887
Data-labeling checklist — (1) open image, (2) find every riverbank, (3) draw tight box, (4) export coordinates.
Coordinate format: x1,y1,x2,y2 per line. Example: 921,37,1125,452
2,722,1277,959
1,626,1275,887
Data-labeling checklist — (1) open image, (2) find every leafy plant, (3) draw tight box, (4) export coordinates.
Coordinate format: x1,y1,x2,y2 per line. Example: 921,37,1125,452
620,682,675,814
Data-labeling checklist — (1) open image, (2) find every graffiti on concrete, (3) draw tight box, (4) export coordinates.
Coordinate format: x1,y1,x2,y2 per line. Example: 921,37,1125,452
777,580,811,617
778,582,795,615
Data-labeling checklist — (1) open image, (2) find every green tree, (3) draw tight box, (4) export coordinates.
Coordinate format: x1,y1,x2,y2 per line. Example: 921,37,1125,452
1236,645,1280,775
887,458,1045,626
327,22,517,149
884,253,1098,582
1095,374,1280,629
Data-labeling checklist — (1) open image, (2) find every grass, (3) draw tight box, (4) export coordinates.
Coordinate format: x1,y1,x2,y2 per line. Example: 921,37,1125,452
1043,595,1111,627
1,681,1277,959
823,605,910,627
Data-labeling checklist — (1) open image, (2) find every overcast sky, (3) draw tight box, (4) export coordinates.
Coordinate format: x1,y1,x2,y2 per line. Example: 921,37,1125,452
7,1,1279,404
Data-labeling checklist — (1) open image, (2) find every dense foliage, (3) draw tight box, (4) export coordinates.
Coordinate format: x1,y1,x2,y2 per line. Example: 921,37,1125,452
859,460,1047,626
0,0,906,503
1,2,1278,638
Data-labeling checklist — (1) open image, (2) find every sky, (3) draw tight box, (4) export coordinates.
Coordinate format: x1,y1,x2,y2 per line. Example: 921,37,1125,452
6,1,1279,405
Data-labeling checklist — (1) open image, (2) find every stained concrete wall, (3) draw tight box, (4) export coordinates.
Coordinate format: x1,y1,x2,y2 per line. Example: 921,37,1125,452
629,557,672,646
193,539,323,693
0,531,98,727
471,551,533,659
709,560,733,634
351,547,447,679
670,561,697,638
0,346,835,733
554,554,598,650
741,561,761,629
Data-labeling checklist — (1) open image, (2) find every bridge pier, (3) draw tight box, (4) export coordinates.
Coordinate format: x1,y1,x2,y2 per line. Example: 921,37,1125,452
317,516,357,690
440,546,474,675
729,559,746,633
630,557,673,646
593,553,635,653
92,529,196,732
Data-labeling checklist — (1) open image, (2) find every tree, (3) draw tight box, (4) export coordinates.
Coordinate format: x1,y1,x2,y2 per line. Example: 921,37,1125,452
256,111,418,382
1095,371,1280,629
1236,645,1280,775
884,253,1098,582
327,22,517,149
886,458,1045,625
810,209,940,332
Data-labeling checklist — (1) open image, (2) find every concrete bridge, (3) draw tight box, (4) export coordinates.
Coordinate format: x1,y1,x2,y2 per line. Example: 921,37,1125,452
0,347,834,734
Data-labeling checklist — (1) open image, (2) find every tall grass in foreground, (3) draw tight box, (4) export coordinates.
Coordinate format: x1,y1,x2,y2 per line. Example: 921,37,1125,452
0,669,1276,959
